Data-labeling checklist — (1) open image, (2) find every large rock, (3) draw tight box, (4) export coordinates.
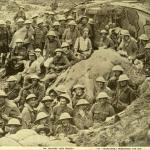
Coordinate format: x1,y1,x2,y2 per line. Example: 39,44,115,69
47,49,145,101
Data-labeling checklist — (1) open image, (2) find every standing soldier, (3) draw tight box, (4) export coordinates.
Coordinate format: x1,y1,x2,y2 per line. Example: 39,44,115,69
62,20,80,49
58,16,66,40
113,74,137,113
53,94,73,123
43,31,61,59
5,20,13,45
14,6,26,22
118,30,138,57
31,14,38,29
71,84,89,108
21,94,37,129
34,19,48,50
55,112,78,137
108,65,124,91
0,20,9,67
90,92,115,124
14,18,25,31
4,76,21,101
74,99,92,130
51,21,61,39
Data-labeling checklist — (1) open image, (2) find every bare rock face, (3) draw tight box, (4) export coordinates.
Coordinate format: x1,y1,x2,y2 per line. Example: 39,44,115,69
48,49,145,102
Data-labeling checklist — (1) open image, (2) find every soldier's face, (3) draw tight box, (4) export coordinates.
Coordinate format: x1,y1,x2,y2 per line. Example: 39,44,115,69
28,98,36,107
8,125,20,134
119,81,127,87
101,33,107,38
79,105,88,110
25,24,31,29
75,88,84,96
32,79,38,86
97,82,105,88
82,18,88,25
61,119,70,126
16,42,23,47
69,25,75,30
29,55,35,61
35,51,41,57
60,98,67,106
49,91,57,99
39,130,47,136
56,52,62,57
0,97,5,106
114,71,122,77
124,35,130,41
39,118,47,125
44,101,52,108
8,81,16,87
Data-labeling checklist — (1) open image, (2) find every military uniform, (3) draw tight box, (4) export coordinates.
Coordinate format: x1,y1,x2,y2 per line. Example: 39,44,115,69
34,26,48,49
90,102,115,123
53,105,73,122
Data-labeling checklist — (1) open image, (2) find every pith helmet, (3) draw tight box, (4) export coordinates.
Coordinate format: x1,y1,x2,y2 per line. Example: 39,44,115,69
121,30,130,36
118,74,129,82
68,20,76,26
59,94,71,104
53,21,60,26
76,99,89,106
6,76,17,82
59,112,72,121
139,34,149,41
112,65,124,72
16,38,24,43
73,84,85,90
47,30,57,37
16,18,24,23
96,92,109,100
145,43,150,49
96,76,106,82
41,96,54,102
35,112,49,122
26,94,36,101
0,90,7,97
7,118,21,126
61,42,69,48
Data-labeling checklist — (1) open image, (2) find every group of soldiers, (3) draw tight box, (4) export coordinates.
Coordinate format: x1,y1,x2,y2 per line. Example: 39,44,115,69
0,5,149,139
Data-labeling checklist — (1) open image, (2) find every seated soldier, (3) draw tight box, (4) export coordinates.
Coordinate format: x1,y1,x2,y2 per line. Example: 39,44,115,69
90,92,115,124
55,112,78,138
113,74,137,113
61,42,79,65
4,76,21,100
53,94,73,123
5,118,22,135
71,84,89,108
0,90,20,128
74,28,92,60
42,48,70,88
20,74,45,108
74,99,93,130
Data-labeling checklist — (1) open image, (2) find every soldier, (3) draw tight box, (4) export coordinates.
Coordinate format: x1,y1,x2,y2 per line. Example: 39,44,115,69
74,99,92,129
108,65,124,91
74,28,92,60
118,30,138,57
36,124,50,136
34,19,48,50
66,16,74,24
23,20,34,51
113,74,137,113
44,11,53,30
62,20,80,49
5,20,13,44
0,90,20,128
61,42,78,65
51,21,61,39
136,43,150,75
137,34,149,55
53,94,73,123
31,14,38,29
0,20,9,66
14,18,25,31
94,76,113,98
43,31,61,59
20,52,41,84
21,74,45,107
42,48,70,87
14,6,26,22
4,76,20,101
58,16,66,40
6,118,22,135
33,112,49,129
12,39,27,58
21,94,37,129
55,112,78,137
98,29,115,49
90,92,115,124
34,48,44,65
71,84,89,108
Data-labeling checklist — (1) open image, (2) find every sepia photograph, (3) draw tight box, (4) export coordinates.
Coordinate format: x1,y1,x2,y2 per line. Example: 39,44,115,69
0,0,149,148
